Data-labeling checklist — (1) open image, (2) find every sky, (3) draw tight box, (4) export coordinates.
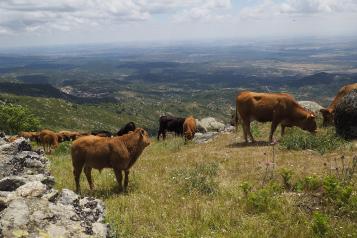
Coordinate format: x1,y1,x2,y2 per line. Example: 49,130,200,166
0,0,356,47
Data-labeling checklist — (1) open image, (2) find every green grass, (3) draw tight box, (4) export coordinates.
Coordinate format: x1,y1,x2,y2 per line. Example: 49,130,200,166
280,127,350,154
47,130,357,238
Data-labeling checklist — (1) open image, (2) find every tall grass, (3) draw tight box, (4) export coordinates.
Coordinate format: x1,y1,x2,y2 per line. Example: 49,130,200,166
280,127,349,154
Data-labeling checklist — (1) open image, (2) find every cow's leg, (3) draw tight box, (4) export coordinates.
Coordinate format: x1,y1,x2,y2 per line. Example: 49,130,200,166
245,121,255,143
269,121,279,143
281,124,286,137
124,170,130,192
73,160,85,193
114,168,123,192
157,129,161,141
84,166,94,190
241,122,248,143
163,130,166,140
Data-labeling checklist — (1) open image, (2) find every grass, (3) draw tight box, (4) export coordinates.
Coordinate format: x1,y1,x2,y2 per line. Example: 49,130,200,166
47,124,357,237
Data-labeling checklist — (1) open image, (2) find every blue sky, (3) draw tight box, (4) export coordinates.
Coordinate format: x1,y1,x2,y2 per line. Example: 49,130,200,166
0,0,356,47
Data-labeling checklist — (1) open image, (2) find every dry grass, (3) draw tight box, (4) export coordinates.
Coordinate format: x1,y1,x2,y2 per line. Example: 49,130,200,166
48,125,357,237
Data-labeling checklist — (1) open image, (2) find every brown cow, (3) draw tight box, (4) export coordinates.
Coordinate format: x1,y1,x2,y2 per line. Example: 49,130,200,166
39,129,59,153
183,116,197,141
58,130,80,141
71,128,150,193
320,83,357,127
236,91,317,143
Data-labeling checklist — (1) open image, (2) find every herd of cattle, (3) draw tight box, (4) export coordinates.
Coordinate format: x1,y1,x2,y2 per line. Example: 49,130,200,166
4,82,356,193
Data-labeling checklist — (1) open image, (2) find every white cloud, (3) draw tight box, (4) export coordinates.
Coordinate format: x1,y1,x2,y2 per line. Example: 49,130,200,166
240,0,357,19
0,0,233,34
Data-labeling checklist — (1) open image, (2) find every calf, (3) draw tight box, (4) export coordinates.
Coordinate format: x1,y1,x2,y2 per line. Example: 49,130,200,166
91,130,112,137
39,129,59,153
71,128,150,193
157,115,185,140
117,122,136,136
183,116,197,141
236,91,317,143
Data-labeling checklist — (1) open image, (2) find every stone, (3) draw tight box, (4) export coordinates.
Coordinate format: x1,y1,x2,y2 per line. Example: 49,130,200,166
0,176,26,191
334,89,357,139
58,189,79,205
0,198,30,234
197,117,225,132
16,181,47,197
298,101,324,114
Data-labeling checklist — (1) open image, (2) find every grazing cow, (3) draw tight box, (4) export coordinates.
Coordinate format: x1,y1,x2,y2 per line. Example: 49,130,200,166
19,131,40,144
117,122,136,136
183,116,197,141
39,129,59,153
157,115,185,140
58,131,80,141
91,130,112,137
71,128,150,193
320,83,357,127
236,91,317,143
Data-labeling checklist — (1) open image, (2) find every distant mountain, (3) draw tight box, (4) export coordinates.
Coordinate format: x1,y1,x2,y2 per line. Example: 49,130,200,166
0,82,116,104
288,72,357,87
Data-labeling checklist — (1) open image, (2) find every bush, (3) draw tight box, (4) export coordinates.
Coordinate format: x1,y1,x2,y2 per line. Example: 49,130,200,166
0,103,40,134
280,127,347,154
52,141,71,156
170,162,219,195
294,175,322,192
279,168,294,190
245,182,281,213
312,212,330,237
322,176,352,208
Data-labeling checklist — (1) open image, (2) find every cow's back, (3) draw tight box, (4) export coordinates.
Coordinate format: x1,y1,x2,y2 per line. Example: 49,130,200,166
237,92,295,122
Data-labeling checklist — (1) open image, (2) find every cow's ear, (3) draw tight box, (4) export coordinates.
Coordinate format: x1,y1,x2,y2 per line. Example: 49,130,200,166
320,108,328,115
140,129,145,136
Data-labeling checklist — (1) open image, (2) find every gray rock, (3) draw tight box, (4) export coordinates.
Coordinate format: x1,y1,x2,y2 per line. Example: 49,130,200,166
0,176,26,191
298,101,324,114
0,198,30,235
197,117,225,132
194,132,219,144
16,181,47,197
58,189,79,205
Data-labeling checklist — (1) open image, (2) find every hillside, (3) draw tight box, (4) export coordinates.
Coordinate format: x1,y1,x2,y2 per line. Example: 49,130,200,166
48,125,357,237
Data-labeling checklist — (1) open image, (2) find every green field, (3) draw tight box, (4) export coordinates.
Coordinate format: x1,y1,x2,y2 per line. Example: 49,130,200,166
48,125,357,238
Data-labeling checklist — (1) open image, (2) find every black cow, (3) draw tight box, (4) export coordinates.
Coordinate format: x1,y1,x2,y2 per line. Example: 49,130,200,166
117,122,136,136
157,116,185,140
91,130,112,137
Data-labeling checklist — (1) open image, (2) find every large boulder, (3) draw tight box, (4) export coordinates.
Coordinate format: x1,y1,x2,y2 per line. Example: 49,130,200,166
197,117,225,132
298,101,324,114
334,89,357,139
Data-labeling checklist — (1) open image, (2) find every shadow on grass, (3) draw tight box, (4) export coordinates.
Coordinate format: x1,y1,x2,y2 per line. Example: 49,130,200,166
80,185,133,199
227,141,271,148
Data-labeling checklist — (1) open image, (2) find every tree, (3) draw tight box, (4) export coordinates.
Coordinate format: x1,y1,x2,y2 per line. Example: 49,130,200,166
0,103,40,134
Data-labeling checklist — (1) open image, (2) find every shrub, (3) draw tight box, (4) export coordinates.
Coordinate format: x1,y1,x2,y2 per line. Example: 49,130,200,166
322,176,352,208
279,168,294,190
240,181,252,197
280,127,347,154
170,162,219,195
245,182,281,213
52,141,71,156
312,212,330,237
0,103,40,134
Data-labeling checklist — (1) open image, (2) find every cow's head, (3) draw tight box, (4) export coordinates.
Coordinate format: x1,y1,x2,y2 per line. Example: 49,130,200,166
320,108,334,127
137,128,151,147
301,113,317,133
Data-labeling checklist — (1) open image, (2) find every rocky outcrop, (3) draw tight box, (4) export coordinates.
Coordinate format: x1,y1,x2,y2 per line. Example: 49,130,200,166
298,101,324,114
334,89,357,139
196,117,225,132
0,138,109,237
